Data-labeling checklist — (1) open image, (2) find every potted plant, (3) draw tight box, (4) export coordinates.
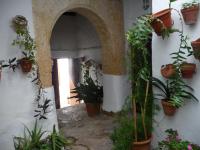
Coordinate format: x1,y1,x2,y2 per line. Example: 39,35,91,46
161,64,176,78
191,38,200,60
151,0,177,36
127,15,153,150
158,129,200,149
180,62,196,78
152,77,198,116
69,60,103,117
181,0,199,25
12,15,36,73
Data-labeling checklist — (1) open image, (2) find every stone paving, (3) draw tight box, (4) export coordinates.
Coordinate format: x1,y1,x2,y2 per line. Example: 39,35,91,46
57,104,117,150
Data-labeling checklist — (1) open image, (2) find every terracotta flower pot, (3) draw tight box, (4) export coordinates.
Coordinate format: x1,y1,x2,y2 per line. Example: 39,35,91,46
161,64,176,78
161,100,176,116
85,103,100,117
180,63,196,78
151,9,173,36
191,38,200,60
181,5,199,25
132,138,151,150
20,58,32,73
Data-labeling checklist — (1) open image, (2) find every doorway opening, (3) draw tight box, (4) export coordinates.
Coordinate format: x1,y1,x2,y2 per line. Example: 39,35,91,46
51,12,102,109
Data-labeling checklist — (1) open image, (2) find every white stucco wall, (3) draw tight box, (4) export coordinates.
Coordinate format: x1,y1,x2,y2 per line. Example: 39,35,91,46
103,0,151,113
123,0,151,32
152,0,200,146
102,0,151,112
0,0,58,149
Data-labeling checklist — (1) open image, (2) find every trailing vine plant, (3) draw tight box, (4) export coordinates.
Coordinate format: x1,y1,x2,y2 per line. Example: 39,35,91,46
2,15,51,120
167,10,197,107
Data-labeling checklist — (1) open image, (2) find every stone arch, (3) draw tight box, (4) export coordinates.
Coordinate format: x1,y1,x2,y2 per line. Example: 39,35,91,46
32,0,125,87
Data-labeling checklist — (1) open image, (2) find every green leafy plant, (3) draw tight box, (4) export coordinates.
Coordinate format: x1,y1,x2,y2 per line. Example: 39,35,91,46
158,129,200,150
182,0,199,9
155,6,198,107
126,15,153,143
13,121,69,150
45,125,69,150
111,115,134,150
2,58,19,71
152,77,198,108
9,15,51,120
69,60,103,104
12,15,36,63
13,120,47,150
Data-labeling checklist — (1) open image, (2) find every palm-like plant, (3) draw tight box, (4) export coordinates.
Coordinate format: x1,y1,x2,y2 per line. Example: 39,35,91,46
152,77,198,108
69,61,103,104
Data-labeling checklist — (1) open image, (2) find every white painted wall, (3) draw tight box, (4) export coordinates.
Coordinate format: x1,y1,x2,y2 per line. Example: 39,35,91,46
0,0,58,149
102,0,150,112
102,74,129,112
123,0,151,32
152,0,200,146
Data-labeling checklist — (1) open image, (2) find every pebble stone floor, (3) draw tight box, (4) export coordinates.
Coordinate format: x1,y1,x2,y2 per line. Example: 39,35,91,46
57,104,117,150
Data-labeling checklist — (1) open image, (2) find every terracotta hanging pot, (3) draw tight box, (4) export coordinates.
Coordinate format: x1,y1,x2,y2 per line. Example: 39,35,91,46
151,9,173,36
161,64,176,78
181,5,199,25
191,38,200,60
161,100,177,116
20,58,32,73
180,63,196,78
85,103,100,117
132,138,151,150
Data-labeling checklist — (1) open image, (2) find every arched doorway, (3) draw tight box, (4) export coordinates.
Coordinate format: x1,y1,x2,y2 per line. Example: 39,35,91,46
50,12,102,109
32,0,125,112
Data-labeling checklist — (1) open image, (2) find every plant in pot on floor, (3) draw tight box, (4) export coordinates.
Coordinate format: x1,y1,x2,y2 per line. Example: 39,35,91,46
126,15,153,150
69,60,103,117
181,0,199,25
12,15,36,73
152,77,198,116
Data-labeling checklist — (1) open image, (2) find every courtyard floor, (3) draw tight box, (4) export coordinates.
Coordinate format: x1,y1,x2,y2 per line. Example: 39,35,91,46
57,104,116,150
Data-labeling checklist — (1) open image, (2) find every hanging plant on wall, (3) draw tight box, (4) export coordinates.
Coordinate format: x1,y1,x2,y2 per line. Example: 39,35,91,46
181,0,199,25
154,10,199,116
191,38,200,60
2,15,51,120
12,15,36,73
151,0,177,37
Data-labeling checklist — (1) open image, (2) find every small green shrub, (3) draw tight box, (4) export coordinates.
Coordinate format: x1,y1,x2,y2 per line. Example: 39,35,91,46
13,121,69,150
111,116,134,150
